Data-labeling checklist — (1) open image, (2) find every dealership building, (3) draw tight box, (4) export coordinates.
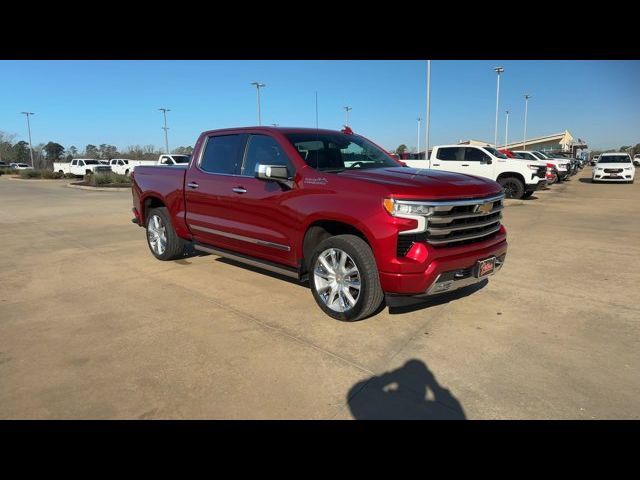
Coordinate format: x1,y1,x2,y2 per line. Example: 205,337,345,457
459,130,588,156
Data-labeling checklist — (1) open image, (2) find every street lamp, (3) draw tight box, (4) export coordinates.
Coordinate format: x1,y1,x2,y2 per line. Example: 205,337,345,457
21,112,35,167
425,60,431,163
343,106,352,127
523,94,531,150
158,108,170,154
493,66,504,148
416,117,422,158
504,110,510,149
251,82,266,125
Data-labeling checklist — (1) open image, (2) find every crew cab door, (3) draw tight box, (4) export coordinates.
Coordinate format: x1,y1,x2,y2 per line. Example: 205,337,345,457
184,132,298,267
429,146,465,173
463,147,495,179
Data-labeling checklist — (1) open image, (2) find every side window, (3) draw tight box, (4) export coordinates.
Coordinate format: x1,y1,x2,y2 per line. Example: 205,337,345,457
118,160,124,166
200,135,243,175
159,156,169,165
465,148,489,162
79,160,85,166
71,160,77,166
242,135,292,177
436,147,463,161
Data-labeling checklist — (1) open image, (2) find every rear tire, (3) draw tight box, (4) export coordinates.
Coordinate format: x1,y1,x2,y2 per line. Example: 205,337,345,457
145,207,184,261
498,176,525,199
309,234,383,322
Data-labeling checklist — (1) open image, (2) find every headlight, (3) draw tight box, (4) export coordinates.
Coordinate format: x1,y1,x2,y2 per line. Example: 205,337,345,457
383,198,434,217
527,164,541,171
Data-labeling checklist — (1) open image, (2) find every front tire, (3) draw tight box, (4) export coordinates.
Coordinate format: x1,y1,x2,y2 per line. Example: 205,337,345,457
145,207,184,260
309,234,383,322
522,190,534,199
498,176,525,199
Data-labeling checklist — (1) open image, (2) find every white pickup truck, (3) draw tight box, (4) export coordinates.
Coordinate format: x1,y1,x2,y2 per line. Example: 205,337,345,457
157,154,191,166
404,144,547,199
54,159,112,176
513,151,571,182
108,159,157,176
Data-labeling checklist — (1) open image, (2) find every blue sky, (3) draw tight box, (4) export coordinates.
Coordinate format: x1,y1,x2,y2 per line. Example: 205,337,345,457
1,60,638,152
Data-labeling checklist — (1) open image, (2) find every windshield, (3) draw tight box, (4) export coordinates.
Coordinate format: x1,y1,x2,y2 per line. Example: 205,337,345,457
285,133,399,172
598,155,631,164
531,152,548,159
84,160,100,165
172,155,191,164
482,147,508,159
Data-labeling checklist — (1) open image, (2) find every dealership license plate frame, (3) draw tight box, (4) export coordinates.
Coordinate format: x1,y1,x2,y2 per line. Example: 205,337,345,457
475,256,497,278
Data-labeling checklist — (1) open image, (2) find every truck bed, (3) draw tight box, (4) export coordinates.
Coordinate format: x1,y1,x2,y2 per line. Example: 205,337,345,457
132,165,188,228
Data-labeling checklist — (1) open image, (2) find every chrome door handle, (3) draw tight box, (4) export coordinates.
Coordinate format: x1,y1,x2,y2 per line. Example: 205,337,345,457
187,182,199,189
461,164,470,167
232,187,247,194
432,164,440,166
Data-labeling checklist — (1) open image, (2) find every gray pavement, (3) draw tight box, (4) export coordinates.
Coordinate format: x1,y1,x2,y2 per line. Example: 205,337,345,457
0,171,638,419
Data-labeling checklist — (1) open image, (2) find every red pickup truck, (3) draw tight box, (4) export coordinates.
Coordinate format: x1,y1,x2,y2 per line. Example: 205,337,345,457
131,127,507,321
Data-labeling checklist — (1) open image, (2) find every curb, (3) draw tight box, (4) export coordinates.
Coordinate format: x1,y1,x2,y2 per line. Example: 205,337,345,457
65,183,130,192
4,176,70,182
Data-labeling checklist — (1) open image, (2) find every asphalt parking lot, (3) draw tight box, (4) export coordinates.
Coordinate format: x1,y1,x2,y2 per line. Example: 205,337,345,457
1,170,638,419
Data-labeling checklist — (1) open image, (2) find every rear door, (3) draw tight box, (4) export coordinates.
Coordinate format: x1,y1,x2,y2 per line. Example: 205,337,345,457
429,146,465,173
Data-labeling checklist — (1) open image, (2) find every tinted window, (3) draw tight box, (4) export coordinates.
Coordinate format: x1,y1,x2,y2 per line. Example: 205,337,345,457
71,160,77,165
84,160,99,165
200,135,243,174
285,133,398,172
436,147,463,161
242,135,292,176
465,148,489,162
172,155,191,164
482,147,508,159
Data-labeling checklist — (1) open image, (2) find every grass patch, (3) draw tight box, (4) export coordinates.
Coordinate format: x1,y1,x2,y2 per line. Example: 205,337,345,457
18,169,64,179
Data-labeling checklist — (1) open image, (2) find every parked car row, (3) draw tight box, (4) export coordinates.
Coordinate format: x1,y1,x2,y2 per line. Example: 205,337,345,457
403,144,583,199
51,154,193,177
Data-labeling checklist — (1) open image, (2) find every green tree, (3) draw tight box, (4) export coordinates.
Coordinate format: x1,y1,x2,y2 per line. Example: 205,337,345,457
619,145,632,152
13,141,30,163
396,144,408,155
85,144,99,158
44,142,65,161
172,146,194,155
98,144,118,160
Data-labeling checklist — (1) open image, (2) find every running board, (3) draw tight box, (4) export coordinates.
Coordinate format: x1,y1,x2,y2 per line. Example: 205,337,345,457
193,243,300,280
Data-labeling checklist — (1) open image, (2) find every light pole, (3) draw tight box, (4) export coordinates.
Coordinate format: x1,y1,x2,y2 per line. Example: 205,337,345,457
504,110,510,148
523,94,531,150
251,82,266,125
416,117,422,158
158,108,170,154
21,112,35,167
493,66,504,148
426,60,431,163
343,106,352,127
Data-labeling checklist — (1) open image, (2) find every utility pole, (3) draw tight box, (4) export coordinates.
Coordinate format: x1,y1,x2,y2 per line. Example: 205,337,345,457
343,106,352,127
493,66,504,148
425,60,431,164
251,82,266,125
523,94,531,150
504,110,510,148
416,117,422,158
21,112,35,167
158,108,170,154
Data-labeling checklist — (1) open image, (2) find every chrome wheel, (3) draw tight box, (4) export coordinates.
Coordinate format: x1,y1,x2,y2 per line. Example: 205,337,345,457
147,214,167,255
313,248,361,313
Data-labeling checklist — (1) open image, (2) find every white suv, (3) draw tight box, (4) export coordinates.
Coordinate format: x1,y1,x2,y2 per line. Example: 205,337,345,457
406,145,547,199
592,153,635,183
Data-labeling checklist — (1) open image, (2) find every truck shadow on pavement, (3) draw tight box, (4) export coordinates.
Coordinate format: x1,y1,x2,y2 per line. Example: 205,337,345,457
387,280,488,315
347,359,466,420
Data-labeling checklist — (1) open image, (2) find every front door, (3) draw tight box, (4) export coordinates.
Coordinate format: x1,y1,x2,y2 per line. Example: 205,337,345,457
184,132,298,267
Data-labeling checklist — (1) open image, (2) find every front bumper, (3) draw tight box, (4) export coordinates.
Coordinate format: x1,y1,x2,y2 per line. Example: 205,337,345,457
593,174,634,182
379,234,508,296
526,179,547,192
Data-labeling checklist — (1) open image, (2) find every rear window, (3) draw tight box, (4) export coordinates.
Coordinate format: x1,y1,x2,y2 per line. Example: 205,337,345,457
200,135,243,174
84,160,100,165
436,147,463,161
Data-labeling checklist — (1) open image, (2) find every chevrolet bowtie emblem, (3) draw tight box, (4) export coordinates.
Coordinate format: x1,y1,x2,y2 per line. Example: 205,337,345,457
475,203,493,214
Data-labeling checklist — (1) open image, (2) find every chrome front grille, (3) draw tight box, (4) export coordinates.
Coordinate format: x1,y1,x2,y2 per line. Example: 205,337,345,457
396,194,504,255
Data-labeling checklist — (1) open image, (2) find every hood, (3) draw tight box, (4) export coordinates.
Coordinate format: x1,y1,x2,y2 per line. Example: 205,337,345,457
337,167,503,199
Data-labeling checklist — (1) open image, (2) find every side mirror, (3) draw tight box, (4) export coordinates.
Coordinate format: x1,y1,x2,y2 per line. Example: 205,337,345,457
483,158,492,165
255,163,292,188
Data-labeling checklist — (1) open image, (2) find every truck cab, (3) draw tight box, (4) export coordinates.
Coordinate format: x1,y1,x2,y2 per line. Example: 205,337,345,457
409,145,547,199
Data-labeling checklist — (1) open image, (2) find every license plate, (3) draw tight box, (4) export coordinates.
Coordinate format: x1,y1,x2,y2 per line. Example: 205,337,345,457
476,257,496,278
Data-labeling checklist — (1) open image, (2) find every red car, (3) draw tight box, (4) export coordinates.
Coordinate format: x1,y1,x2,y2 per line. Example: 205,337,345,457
132,127,507,321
